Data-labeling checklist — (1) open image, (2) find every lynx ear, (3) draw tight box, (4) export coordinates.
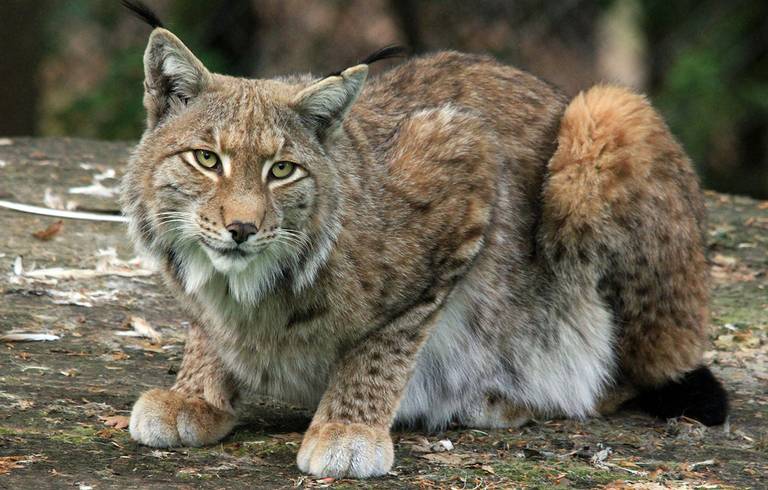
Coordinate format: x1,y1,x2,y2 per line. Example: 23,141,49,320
142,28,211,127
292,64,368,140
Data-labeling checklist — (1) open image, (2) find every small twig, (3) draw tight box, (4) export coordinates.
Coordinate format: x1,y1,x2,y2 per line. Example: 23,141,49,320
600,462,649,476
678,415,707,427
0,199,128,223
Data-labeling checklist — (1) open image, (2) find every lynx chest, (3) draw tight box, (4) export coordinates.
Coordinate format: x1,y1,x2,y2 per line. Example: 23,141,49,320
198,288,355,408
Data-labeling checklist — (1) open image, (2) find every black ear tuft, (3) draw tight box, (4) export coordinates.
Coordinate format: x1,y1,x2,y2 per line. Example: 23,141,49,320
359,45,409,65
325,45,408,77
121,0,164,29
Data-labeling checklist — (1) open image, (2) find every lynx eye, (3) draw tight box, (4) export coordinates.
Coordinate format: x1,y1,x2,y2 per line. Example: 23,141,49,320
270,161,296,179
193,149,220,169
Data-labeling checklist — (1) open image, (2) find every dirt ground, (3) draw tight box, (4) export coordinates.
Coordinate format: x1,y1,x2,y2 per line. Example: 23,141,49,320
1,138,766,489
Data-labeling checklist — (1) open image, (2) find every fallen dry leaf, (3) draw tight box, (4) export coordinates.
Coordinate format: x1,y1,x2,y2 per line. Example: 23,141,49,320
176,467,201,477
13,255,23,275
404,435,432,453
68,181,119,198
745,216,768,229
111,351,130,361
95,427,121,439
32,220,63,241
0,456,25,475
44,188,74,210
712,254,737,267
19,248,154,282
710,253,758,283
417,451,478,466
116,316,162,344
16,399,34,410
102,415,130,430
407,436,456,454
711,266,757,283
0,454,43,475
269,432,303,441
431,439,454,452
150,450,173,459
686,459,716,471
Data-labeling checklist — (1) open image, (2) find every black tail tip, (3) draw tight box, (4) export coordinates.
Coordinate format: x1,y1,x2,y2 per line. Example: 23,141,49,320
628,366,729,426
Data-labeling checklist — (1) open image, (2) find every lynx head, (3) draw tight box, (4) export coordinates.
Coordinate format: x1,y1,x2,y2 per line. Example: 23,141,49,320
121,27,369,303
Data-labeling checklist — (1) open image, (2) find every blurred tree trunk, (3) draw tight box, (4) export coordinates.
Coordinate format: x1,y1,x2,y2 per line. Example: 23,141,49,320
205,0,260,76
726,13,768,198
0,0,45,136
389,0,425,53
172,0,260,76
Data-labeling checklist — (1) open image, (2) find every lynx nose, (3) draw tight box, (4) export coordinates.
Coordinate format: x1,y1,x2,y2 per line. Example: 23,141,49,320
226,221,258,245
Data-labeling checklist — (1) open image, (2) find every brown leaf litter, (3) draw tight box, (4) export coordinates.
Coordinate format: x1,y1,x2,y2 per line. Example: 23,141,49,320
31,220,63,241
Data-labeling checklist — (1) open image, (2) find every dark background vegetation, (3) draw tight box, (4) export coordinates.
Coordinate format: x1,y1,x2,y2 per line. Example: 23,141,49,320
0,0,766,198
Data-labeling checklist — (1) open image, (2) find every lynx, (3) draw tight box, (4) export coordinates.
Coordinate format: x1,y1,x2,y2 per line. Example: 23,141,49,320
120,2,727,479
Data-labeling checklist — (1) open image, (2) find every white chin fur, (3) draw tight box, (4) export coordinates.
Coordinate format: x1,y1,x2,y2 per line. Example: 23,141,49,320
181,242,288,305
204,247,252,274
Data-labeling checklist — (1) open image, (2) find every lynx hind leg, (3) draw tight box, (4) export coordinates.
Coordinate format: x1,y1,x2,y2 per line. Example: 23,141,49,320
596,383,637,416
542,85,727,424
129,325,237,447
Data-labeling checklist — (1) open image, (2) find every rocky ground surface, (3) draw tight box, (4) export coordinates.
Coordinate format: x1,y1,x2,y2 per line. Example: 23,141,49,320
0,138,766,489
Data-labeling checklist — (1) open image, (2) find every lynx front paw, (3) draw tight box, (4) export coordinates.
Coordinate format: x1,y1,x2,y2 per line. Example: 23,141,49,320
296,422,394,478
129,389,235,448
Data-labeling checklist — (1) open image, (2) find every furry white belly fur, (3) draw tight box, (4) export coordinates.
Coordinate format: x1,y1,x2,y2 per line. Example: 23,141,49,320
397,279,616,429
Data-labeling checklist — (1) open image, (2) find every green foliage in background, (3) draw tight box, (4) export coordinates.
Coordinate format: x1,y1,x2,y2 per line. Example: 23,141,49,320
51,43,147,140
44,1,234,140
642,0,768,196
